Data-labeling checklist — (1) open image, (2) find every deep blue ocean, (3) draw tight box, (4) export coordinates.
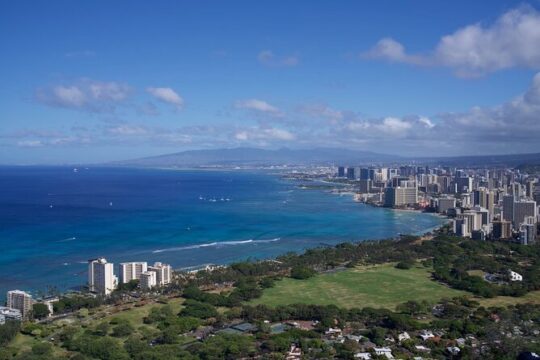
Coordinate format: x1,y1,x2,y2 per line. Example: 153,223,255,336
0,166,445,300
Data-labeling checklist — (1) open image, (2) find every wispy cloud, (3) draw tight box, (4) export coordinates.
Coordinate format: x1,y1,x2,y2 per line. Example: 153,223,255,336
235,99,281,115
12,72,540,155
362,5,540,77
35,79,131,113
257,50,299,67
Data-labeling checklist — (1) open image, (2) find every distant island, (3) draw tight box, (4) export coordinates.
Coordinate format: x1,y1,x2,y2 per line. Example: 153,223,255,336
111,147,540,169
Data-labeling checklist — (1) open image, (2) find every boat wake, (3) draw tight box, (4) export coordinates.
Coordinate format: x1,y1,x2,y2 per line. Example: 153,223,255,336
152,237,281,254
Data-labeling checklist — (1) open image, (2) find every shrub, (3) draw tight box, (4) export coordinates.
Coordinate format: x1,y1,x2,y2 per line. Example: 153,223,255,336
290,266,316,280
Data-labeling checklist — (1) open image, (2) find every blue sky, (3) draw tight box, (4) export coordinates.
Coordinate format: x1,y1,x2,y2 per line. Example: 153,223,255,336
1,0,540,164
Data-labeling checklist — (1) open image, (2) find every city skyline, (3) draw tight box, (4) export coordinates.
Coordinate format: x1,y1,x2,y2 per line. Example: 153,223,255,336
2,1,540,164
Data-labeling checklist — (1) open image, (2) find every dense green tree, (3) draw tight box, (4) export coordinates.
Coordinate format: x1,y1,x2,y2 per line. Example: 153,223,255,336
112,322,134,337
0,320,20,346
180,300,218,319
32,303,50,320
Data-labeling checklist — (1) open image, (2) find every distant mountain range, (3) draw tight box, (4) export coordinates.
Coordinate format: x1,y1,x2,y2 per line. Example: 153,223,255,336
112,147,540,168
112,147,398,167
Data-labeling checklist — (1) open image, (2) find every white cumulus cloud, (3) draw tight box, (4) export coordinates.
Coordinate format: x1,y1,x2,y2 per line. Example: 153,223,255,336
363,5,540,76
146,87,184,109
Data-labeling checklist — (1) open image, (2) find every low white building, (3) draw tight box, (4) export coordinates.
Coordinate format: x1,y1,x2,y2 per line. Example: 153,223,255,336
0,306,22,324
419,330,435,341
286,344,302,360
398,331,410,342
41,297,59,317
508,270,523,282
415,345,431,353
374,347,394,359
354,353,372,360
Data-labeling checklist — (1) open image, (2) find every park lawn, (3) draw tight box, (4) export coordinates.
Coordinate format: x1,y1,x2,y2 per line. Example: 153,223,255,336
102,297,185,326
250,263,469,310
479,290,540,308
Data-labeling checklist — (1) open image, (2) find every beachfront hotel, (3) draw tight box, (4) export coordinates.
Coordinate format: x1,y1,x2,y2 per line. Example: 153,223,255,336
87,258,172,295
148,262,172,286
140,271,157,290
6,290,33,319
119,261,148,283
88,257,118,296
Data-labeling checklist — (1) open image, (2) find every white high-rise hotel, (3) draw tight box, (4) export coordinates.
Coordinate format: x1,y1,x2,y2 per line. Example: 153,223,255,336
88,258,118,296
148,262,172,286
88,258,172,295
119,262,147,283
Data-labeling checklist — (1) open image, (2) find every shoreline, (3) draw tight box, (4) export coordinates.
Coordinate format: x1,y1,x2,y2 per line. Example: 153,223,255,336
2,169,446,301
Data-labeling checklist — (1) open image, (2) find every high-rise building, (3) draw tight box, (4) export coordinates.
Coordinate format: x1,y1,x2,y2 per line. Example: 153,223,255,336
502,195,514,222
461,211,483,233
471,206,490,226
88,258,117,296
359,179,372,193
510,183,522,199
378,168,388,181
486,190,495,221
140,271,157,290
148,262,172,286
526,180,536,198
493,220,512,240
437,176,451,194
456,177,473,193
453,217,471,237
513,200,537,227
346,167,356,180
337,166,345,178
473,188,488,208
384,186,418,207
437,198,456,214
519,216,537,245
6,290,33,319
387,168,398,179
119,262,147,284
359,168,370,180
460,193,472,208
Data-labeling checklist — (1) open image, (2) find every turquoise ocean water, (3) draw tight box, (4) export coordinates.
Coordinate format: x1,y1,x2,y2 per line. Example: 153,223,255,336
0,166,445,299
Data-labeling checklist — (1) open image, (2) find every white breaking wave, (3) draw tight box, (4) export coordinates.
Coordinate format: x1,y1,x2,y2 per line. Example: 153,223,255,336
58,236,77,242
152,237,281,254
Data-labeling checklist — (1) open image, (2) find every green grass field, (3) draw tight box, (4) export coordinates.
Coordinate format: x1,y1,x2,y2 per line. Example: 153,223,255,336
251,263,468,309
478,290,540,308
